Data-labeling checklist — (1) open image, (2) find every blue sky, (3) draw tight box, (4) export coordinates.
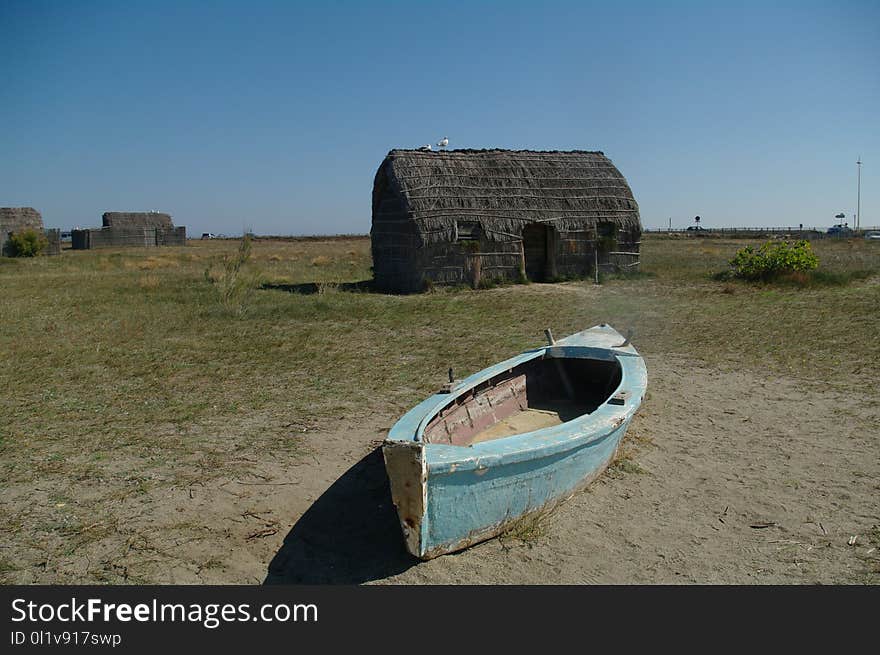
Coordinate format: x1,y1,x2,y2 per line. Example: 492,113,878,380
2,0,877,234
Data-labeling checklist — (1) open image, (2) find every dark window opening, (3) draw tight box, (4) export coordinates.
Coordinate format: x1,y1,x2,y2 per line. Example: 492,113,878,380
597,222,616,237
456,221,483,241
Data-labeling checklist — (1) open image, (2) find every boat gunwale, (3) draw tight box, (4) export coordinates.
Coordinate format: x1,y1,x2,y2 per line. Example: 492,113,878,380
385,327,647,475
424,355,644,474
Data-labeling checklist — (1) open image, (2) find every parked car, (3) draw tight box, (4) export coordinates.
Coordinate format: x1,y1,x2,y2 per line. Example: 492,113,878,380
827,224,853,236
686,225,705,231
864,231,880,240
201,233,217,239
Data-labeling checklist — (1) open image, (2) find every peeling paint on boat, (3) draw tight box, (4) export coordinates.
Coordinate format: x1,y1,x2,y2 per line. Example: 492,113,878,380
383,324,648,560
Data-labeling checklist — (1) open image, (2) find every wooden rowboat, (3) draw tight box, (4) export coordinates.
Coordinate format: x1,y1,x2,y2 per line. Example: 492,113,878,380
383,324,648,560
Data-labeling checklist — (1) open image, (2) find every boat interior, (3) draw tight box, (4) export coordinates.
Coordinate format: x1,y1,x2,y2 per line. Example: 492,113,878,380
422,355,622,446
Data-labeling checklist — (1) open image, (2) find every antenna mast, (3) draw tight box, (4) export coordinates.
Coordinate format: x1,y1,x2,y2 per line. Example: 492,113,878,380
856,157,862,231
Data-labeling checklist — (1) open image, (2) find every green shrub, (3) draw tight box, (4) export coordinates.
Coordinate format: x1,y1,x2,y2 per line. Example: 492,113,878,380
729,240,819,281
7,228,48,257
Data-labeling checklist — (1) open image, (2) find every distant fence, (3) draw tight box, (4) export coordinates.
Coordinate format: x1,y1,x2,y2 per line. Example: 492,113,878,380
644,226,880,239
250,234,371,242
45,229,61,255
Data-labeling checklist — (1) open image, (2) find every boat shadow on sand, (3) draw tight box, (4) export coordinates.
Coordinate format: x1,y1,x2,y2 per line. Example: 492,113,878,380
264,447,418,584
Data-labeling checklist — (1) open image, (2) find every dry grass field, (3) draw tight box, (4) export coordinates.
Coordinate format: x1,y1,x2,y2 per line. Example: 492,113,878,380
1,235,878,584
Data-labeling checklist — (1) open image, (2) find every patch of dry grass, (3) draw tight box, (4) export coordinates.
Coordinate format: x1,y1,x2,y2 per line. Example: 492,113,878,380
137,274,160,290
499,511,553,548
610,452,648,476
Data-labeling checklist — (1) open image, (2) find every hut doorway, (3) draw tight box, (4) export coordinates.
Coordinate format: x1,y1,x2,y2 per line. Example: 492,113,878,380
522,224,555,282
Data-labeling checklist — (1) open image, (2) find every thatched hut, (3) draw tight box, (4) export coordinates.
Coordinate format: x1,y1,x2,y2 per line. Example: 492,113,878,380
0,207,59,256
370,149,641,292
72,211,186,249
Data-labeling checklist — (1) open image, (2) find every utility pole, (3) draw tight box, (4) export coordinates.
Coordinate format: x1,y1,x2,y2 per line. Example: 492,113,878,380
856,157,862,231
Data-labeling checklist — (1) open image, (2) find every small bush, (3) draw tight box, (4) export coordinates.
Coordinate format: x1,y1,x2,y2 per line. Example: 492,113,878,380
204,235,261,314
729,240,819,281
7,228,48,257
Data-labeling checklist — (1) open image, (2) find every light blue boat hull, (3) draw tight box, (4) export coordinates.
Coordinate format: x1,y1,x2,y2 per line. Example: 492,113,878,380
383,325,648,559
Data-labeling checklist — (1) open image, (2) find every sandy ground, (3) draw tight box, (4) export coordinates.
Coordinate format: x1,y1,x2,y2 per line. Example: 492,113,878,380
262,355,880,584
7,354,878,585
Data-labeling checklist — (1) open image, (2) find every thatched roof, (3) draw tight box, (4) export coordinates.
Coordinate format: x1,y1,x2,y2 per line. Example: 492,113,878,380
1,207,43,229
373,149,640,244
102,212,173,228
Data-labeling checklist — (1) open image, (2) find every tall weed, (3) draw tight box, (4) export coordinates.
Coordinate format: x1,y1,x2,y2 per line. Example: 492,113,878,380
204,235,261,314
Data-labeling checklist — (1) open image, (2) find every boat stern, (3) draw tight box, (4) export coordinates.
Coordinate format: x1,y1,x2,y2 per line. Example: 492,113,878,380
382,441,428,559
